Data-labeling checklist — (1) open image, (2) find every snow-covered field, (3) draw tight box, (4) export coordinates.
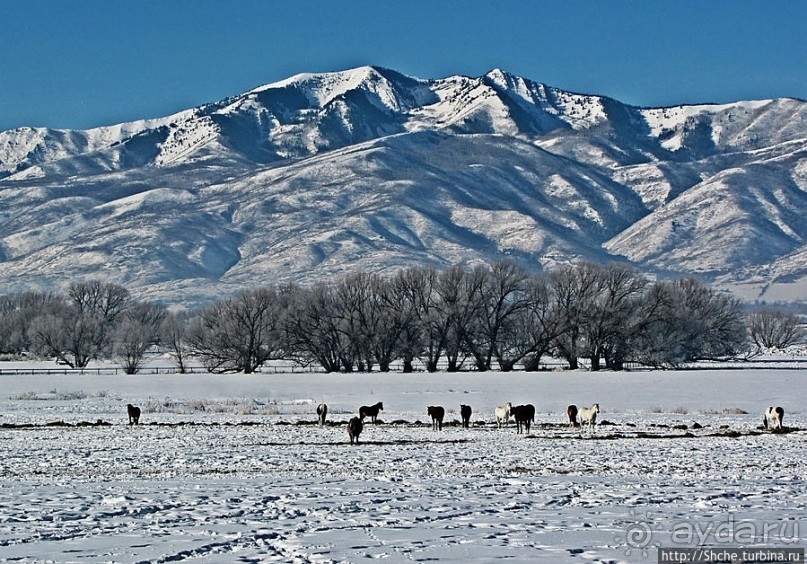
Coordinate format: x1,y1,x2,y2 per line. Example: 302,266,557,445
1,368,805,562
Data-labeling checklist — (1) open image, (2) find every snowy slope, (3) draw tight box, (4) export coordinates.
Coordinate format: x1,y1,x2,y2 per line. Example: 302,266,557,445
0,66,805,305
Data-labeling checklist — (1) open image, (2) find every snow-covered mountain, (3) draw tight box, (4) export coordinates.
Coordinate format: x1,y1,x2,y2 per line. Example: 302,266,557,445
0,66,805,306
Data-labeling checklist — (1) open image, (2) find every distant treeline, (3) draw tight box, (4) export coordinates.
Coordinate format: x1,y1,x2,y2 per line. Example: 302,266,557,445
0,262,804,374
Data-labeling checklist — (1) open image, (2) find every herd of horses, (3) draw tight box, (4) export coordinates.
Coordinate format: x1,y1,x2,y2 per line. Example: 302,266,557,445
122,400,787,442
323,400,603,442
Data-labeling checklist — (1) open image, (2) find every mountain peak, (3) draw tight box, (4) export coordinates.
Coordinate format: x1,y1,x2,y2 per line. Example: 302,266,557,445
1,67,806,306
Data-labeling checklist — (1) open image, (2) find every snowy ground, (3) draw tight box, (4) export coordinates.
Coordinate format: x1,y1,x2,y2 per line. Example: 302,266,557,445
1,368,805,562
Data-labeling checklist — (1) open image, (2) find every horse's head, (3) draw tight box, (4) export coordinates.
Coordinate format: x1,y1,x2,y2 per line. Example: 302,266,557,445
594,403,600,413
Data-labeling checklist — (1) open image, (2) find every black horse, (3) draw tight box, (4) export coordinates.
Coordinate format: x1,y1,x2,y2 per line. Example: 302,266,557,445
511,404,535,434
359,402,383,423
428,406,445,431
348,417,363,444
127,404,141,425
460,404,472,428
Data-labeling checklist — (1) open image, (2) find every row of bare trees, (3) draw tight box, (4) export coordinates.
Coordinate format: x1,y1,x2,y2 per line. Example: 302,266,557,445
0,263,803,373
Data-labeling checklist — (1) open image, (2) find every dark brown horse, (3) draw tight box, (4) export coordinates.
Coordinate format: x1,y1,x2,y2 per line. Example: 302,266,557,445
126,404,141,425
317,403,328,425
359,401,383,423
348,417,363,444
428,406,445,431
460,404,472,428
511,404,535,434
567,404,578,427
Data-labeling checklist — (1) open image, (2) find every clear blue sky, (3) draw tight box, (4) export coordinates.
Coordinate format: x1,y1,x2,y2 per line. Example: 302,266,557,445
1,0,805,132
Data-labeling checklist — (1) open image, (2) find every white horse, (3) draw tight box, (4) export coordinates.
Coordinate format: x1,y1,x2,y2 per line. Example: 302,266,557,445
764,406,784,431
578,403,600,432
495,402,512,428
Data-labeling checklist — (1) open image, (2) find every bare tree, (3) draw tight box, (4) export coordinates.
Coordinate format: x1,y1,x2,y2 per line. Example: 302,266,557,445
189,287,284,373
30,281,130,368
550,263,601,369
160,311,193,373
285,283,349,373
69,280,130,323
747,309,805,350
436,265,486,372
497,273,561,371
0,291,60,355
633,278,748,367
114,301,166,374
580,263,648,371
388,266,433,372
31,301,103,368
332,272,377,372
465,261,530,371
369,274,410,372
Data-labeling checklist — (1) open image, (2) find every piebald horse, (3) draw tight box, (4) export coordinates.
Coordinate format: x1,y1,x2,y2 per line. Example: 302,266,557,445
317,403,328,425
764,406,784,431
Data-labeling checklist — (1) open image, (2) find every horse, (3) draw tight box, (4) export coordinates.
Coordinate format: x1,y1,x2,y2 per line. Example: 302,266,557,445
567,404,579,427
764,406,784,431
495,402,512,428
347,417,363,444
579,403,600,432
126,404,141,425
359,401,383,423
317,403,328,425
460,404,472,428
428,406,445,431
511,404,535,434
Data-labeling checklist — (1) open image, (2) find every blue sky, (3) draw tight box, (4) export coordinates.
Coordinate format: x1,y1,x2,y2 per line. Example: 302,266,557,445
1,0,805,131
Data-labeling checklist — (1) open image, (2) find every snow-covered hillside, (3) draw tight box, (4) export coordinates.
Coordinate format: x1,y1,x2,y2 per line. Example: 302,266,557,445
0,66,805,305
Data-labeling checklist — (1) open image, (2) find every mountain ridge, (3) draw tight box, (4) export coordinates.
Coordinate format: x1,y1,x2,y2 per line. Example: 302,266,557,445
0,66,805,306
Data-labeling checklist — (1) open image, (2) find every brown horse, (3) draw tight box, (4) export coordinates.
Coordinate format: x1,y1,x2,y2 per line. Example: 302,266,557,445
511,404,535,434
460,404,472,428
317,403,328,425
567,404,578,427
348,417,363,444
126,404,141,425
428,406,445,431
359,401,383,423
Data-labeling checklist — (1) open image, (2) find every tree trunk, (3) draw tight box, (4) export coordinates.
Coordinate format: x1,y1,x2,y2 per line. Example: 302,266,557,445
402,357,414,373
